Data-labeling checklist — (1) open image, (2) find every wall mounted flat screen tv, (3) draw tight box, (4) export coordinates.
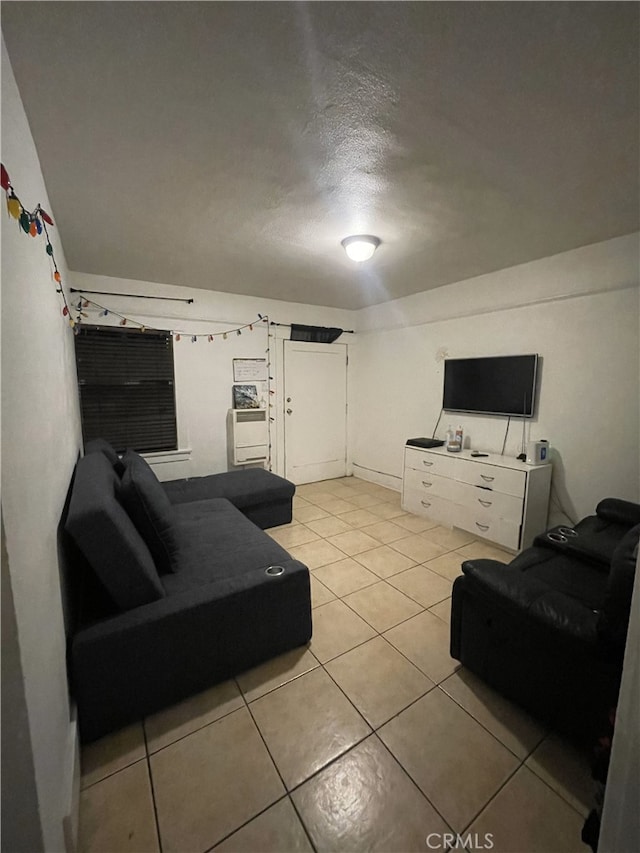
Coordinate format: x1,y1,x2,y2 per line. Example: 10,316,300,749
443,354,539,418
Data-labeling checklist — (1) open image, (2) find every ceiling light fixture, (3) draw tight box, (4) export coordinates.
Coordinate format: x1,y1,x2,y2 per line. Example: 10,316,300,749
341,234,381,262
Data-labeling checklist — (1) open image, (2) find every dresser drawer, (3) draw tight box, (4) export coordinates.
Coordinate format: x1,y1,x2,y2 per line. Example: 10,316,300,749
456,505,521,550
402,489,453,525
453,481,523,524
455,459,526,498
404,468,455,501
404,448,456,478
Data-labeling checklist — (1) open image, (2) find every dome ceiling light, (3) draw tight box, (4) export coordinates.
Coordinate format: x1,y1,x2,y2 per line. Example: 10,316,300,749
341,235,381,262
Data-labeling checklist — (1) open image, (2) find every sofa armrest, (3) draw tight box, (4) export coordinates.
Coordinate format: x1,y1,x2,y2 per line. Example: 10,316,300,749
460,559,599,645
596,498,640,528
72,558,311,741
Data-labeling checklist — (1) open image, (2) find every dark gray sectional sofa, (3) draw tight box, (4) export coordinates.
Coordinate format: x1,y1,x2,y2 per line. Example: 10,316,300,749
64,440,312,742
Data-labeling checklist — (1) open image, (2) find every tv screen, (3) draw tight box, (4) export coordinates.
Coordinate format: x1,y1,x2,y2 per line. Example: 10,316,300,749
443,354,538,418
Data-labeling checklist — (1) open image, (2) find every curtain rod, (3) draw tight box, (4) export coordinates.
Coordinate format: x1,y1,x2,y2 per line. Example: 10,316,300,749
269,321,354,333
70,288,194,304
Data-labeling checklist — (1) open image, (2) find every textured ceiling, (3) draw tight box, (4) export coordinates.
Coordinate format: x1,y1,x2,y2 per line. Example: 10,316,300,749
3,2,638,310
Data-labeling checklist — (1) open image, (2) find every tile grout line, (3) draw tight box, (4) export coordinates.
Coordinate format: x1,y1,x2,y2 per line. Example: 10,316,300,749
197,684,292,852
142,702,246,759
373,730,459,838
312,588,458,682
195,677,296,853
518,755,592,821
208,679,320,853
142,719,165,853
238,679,291,798
458,756,526,836
287,793,319,853
436,682,548,764
79,753,147,792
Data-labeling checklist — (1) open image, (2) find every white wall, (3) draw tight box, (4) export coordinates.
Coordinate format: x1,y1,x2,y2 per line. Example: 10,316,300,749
351,235,640,522
1,38,83,852
68,271,354,479
599,552,640,853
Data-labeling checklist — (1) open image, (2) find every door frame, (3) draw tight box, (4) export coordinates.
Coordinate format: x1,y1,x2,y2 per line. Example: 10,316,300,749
273,332,352,481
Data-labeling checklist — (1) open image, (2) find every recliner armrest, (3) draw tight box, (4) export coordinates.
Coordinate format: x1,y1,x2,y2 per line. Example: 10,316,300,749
460,559,599,644
596,498,640,528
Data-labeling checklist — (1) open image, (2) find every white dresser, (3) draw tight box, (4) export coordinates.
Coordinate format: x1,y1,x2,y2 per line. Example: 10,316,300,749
401,445,552,551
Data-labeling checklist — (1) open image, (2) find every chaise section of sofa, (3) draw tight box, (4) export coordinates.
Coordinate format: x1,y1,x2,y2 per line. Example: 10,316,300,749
162,468,295,529
66,443,312,741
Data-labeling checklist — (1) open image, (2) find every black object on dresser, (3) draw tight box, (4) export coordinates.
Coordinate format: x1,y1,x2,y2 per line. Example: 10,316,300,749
406,437,445,449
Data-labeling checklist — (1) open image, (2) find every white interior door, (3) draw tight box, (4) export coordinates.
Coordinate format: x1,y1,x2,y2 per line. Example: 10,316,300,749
284,340,347,485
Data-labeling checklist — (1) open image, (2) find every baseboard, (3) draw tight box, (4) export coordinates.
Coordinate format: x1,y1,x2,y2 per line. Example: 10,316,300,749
62,705,80,853
351,463,402,492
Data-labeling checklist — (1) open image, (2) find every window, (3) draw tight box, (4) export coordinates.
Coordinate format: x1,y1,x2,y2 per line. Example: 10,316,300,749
74,326,177,453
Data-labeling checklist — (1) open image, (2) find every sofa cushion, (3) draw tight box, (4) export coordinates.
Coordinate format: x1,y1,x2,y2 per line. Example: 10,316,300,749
84,438,122,471
162,468,295,509
596,498,640,529
65,452,165,610
511,546,609,610
120,451,179,574
162,499,291,595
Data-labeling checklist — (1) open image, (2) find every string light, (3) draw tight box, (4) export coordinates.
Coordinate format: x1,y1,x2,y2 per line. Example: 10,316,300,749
2,161,276,476
2,162,73,323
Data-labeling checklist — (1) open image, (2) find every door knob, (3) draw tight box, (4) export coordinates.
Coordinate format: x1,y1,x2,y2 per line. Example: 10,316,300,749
286,408,293,415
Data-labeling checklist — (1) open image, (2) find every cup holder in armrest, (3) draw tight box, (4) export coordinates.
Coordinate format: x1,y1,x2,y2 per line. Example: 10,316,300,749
545,526,578,544
547,532,568,543
536,524,613,569
265,565,285,577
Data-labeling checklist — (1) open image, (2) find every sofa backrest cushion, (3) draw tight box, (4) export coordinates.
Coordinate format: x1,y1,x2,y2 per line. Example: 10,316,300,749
120,451,179,574
596,498,640,529
65,452,165,610
84,438,123,472
598,524,640,651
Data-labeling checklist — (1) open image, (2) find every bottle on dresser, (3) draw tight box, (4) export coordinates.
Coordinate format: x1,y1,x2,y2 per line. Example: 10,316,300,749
446,424,463,453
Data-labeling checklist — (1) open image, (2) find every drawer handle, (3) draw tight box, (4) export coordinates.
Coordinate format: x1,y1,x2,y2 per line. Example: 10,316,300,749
421,481,433,488
421,500,432,508
422,460,434,467
475,522,490,531
478,498,492,507
480,474,495,482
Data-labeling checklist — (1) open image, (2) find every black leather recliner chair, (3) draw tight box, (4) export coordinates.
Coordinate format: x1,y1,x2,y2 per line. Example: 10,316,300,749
451,498,640,743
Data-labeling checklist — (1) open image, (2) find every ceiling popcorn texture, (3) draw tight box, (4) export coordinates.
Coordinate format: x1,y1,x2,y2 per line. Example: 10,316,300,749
2,2,638,309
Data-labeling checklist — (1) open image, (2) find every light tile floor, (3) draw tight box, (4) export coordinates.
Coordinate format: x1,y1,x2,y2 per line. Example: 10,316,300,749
78,477,592,853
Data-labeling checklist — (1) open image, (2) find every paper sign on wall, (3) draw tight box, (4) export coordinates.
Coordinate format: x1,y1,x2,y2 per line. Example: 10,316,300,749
233,358,268,382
